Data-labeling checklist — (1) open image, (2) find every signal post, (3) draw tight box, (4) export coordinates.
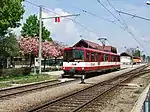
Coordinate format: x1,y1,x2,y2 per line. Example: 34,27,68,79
38,6,80,74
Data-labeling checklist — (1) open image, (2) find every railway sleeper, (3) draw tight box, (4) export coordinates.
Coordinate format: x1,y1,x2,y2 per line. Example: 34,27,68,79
67,99,90,103
61,100,85,104
73,95,94,99
61,100,86,105
52,103,79,107
48,105,76,110
41,108,70,112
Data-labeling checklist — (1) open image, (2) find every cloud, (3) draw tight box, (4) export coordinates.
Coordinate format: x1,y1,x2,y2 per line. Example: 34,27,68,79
12,26,22,36
42,8,81,46
12,8,82,46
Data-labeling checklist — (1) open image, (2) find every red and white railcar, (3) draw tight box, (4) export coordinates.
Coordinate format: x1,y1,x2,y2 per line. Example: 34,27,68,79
62,47,120,76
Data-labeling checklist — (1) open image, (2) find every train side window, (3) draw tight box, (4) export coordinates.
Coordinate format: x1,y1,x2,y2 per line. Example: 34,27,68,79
114,56,116,62
102,54,104,61
106,55,108,61
118,56,120,62
111,56,114,62
116,56,120,62
86,52,90,61
95,53,98,61
91,53,95,62
102,54,106,61
102,54,103,61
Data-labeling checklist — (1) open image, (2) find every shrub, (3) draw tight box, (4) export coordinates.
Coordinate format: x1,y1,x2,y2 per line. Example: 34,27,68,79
0,67,31,77
22,67,32,75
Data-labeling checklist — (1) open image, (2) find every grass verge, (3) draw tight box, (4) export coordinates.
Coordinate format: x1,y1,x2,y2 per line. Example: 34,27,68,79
0,74,59,89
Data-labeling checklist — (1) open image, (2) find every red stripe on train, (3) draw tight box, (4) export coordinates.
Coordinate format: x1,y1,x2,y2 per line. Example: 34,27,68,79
63,65,120,71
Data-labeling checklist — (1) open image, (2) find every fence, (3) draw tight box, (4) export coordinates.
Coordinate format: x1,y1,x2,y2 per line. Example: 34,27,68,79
141,88,150,112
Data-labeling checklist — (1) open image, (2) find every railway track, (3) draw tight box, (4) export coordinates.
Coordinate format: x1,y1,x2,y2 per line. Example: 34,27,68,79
26,65,149,112
0,78,78,99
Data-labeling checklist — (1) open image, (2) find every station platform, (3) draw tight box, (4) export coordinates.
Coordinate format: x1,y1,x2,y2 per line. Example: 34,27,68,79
131,83,150,112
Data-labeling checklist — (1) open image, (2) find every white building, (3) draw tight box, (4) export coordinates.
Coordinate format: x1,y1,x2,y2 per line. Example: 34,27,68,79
120,52,132,65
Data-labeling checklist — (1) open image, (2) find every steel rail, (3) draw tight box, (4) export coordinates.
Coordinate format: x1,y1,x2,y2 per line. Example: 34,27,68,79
73,67,150,112
26,65,149,112
0,79,79,99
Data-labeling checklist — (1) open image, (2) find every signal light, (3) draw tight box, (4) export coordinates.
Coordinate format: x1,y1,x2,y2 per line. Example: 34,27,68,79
55,17,60,22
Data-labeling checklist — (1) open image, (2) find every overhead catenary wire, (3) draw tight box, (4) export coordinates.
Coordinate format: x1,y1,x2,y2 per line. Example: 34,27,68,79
116,10,150,22
96,0,148,54
106,0,145,46
42,7,104,39
68,6,129,31
96,0,125,27
24,0,148,54
24,0,107,45
106,0,128,29
25,0,134,47
24,0,40,7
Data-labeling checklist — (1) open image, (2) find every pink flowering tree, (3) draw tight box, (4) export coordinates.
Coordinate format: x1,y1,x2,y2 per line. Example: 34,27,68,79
53,41,68,57
18,37,65,69
42,41,58,70
18,37,39,67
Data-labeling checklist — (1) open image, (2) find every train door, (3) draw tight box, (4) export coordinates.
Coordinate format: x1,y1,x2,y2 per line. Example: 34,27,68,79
98,53,101,65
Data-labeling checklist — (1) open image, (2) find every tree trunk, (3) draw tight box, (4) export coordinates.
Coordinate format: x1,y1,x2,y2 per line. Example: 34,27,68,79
29,54,34,68
10,56,14,68
44,58,46,71
55,57,57,65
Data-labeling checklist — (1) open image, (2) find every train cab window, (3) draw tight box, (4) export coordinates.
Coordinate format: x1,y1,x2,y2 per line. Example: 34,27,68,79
64,50,84,62
111,56,114,62
86,52,90,61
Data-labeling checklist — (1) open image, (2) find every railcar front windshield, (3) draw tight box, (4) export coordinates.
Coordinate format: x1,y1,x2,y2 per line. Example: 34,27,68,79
64,49,84,62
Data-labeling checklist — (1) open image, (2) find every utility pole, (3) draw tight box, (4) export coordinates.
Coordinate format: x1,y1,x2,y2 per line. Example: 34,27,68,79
38,6,80,74
39,6,42,74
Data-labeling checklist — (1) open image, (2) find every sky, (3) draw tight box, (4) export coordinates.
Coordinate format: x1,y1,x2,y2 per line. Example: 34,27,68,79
13,0,150,55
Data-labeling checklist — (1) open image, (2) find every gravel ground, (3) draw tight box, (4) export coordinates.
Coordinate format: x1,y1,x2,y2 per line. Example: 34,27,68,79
101,73,150,112
78,71,150,112
0,65,143,112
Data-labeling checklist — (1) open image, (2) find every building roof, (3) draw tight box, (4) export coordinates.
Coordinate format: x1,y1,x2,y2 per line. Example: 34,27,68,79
120,52,132,57
73,39,117,53
133,56,141,59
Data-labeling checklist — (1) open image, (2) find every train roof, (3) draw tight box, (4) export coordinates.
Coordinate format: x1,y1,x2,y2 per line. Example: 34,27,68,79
64,47,119,56
72,39,117,53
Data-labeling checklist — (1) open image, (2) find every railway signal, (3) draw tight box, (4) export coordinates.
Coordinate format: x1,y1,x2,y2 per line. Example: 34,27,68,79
55,17,60,22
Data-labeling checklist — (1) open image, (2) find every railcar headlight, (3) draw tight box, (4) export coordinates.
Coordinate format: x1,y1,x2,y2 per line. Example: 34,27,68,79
82,67,84,70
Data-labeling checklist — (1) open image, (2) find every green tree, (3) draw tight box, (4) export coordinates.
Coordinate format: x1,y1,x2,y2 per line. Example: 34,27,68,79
146,56,150,62
0,0,24,37
21,15,52,41
142,54,146,62
133,50,141,57
0,33,20,67
0,33,19,57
